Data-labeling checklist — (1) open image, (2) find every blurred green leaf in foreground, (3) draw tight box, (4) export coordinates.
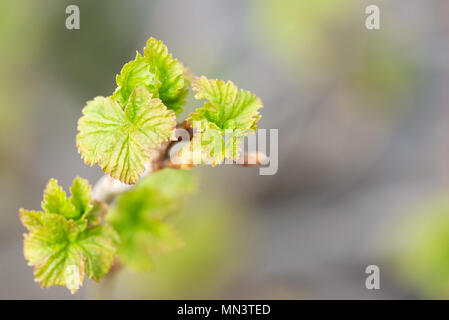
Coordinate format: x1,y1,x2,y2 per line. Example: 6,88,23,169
107,169,196,272
392,197,449,298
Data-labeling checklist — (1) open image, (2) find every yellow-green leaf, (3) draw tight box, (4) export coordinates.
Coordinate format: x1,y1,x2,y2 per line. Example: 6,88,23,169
113,38,189,115
190,76,262,132
41,178,78,219
20,178,118,294
77,88,176,184
182,77,262,165
70,176,93,218
107,169,195,271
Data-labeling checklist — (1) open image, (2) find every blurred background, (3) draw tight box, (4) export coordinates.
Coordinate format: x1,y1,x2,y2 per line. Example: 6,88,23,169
1,0,449,299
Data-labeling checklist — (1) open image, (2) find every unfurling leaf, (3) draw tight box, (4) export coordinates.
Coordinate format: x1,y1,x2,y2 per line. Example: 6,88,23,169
41,178,79,220
113,38,189,115
191,76,262,132
70,176,92,217
180,77,263,165
77,88,176,184
20,177,118,293
107,169,195,271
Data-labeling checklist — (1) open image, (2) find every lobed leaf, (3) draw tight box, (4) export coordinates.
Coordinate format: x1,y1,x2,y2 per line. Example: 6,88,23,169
137,167,197,199
113,38,189,115
20,178,118,293
181,77,262,165
77,88,176,184
112,52,157,108
107,169,195,271
70,176,93,218
190,76,262,132
42,178,78,219
76,224,118,282
177,121,230,165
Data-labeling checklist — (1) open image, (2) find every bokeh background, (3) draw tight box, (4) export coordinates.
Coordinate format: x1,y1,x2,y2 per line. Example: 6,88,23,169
2,0,449,299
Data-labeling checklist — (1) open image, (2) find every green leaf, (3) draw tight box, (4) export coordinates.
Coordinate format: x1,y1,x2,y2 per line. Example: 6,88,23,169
20,178,118,294
70,176,93,218
41,178,77,219
77,88,176,184
112,52,157,108
114,217,183,272
19,210,45,232
180,77,262,165
143,38,189,114
113,37,189,115
76,224,119,282
178,121,230,165
85,201,109,228
138,168,197,199
41,177,94,220
190,76,262,132
107,188,182,271
21,209,117,294
107,169,195,271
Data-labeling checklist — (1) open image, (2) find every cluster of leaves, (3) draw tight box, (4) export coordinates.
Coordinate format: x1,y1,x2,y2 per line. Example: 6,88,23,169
179,77,262,165
21,37,262,293
21,170,194,293
20,177,118,293
76,37,262,184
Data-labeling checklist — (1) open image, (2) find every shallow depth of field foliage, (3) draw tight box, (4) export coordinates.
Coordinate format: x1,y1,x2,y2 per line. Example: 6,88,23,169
392,198,449,298
20,37,262,293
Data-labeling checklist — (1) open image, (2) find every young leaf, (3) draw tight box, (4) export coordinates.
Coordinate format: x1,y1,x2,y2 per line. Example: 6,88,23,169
70,176,93,218
112,52,157,108
107,169,195,271
137,167,197,199
178,121,230,165
41,177,94,221
77,88,176,184
143,38,189,114
85,201,109,228
20,178,118,293
107,188,182,271
113,37,189,115
191,76,262,132
42,178,78,219
181,77,263,164
76,224,119,282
